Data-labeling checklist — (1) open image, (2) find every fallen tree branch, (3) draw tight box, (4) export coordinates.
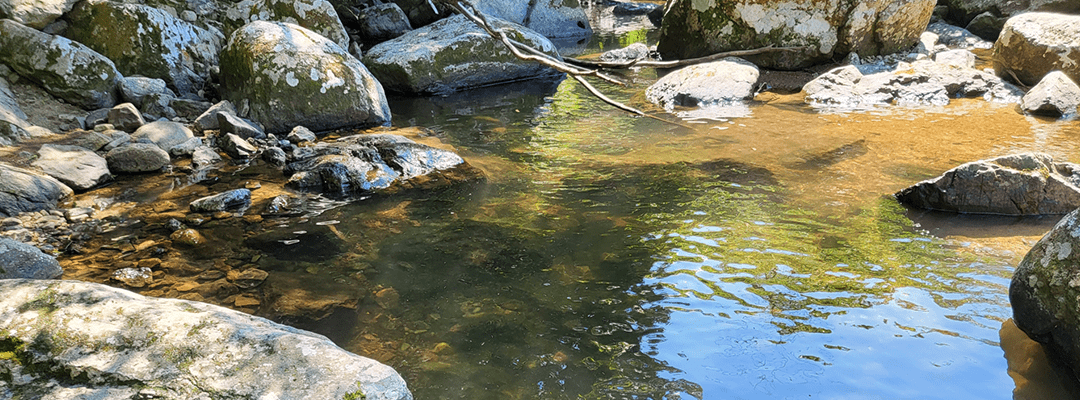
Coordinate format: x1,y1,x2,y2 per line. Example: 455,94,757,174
564,45,811,70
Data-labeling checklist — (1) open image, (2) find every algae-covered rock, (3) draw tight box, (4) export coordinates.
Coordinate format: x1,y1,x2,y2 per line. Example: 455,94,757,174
1011,208,1080,386
0,279,413,399
363,14,562,95
993,12,1080,86
656,0,936,70
63,0,224,97
0,162,73,217
222,0,350,49
0,19,121,109
219,21,390,134
0,0,79,29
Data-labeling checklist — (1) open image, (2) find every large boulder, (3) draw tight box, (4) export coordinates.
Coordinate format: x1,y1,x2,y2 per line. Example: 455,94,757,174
284,133,467,194
0,162,73,217
0,19,121,109
0,0,79,28
466,0,592,39
0,279,412,399
131,120,195,153
0,238,61,279
895,153,1080,215
0,76,29,146
222,0,349,50
993,12,1080,86
656,0,936,70
63,0,224,97
31,144,111,191
363,14,562,95
105,143,172,173
645,57,758,111
938,0,1080,40
1010,208,1080,386
219,21,390,134
1021,70,1080,117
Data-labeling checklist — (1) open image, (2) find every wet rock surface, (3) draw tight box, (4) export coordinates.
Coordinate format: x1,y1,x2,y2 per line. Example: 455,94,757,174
896,153,1080,215
0,279,412,400
645,57,759,111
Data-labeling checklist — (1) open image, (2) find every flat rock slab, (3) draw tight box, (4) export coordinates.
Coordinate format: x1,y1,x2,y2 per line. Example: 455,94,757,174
895,153,1080,215
0,279,412,400
31,143,111,191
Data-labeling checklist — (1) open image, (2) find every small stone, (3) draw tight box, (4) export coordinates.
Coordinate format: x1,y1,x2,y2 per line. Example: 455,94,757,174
234,295,261,307
228,268,269,289
137,258,162,269
286,126,317,143
375,287,400,309
170,228,205,246
112,266,153,287
197,270,226,280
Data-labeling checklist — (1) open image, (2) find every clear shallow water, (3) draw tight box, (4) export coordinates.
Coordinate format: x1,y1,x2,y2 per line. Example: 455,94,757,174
281,25,1080,400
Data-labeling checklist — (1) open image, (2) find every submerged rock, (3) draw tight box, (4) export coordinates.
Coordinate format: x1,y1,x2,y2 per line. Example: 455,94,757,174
993,12,1080,86
0,237,62,279
219,21,390,134
895,153,1080,215
1021,70,1080,117
645,57,759,111
190,188,252,213
0,279,412,399
1011,208,1080,387
0,162,73,217
363,14,562,95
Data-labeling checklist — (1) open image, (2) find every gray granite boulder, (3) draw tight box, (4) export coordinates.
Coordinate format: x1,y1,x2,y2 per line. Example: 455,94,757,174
993,12,1080,86
645,57,759,111
0,162,73,217
0,76,28,130
357,2,413,44
0,19,121,109
108,102,146,133
656,0,936,70
219,132,258,159
1011,207,1080,387
896,153,1080,215
219,21,390,134
926,21,993,49
217,112,265,139
0,0,79,28
132,120,195,152
190,188,251,212
364,14,562,95
63,0,224,97
194,100,236,131
1021,70,1080,117
939,0,1080,40
466,0,591,39
222,0,349,50
120,76,176,109
192,146,222,169
0,238,61,279
105,143,171,173
31,144,111,191
0,279,412,399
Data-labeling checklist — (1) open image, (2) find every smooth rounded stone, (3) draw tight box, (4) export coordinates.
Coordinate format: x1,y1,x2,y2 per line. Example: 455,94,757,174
193,100,236,131
1021,71,1080,117
286,125,317,143
108,103,146,133
926,21,993,49
222,0,350,50
0,237,62,279
0,0,80,29
190,188,251,212
191,146,222,169
357,2,413,44
63,207,93,223
0,162,73,217
170,227,206,246
613,1,662,16
364,14,561,95
645,57,759,111
465,0,591,39
105,143,171,173
0,19,121,109
220,21,391,134
131,120,195,152
895,153,1080,215
656,0,936,70
933,49,976,68
1011,208,1080,386
600,42,652,62
0,119,29,147
31,144,111,191
65,131,113,152
993,13,1080,86
169,136,203,157
219,133,258,159
139,92,177,119
0,279,413,399
63,0,224,97
120,76,175,108
217,112,265,139
102,131,132,152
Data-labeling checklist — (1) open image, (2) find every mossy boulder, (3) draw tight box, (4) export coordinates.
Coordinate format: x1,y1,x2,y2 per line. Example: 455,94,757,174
222,0,349,50
656,0,936,70
63,0,224,97
992,12,1080,87
0,279,412,399
0,19,120,110
363,14,562,95
0,0,79,29
1011,208,1080,385
219,21,391,134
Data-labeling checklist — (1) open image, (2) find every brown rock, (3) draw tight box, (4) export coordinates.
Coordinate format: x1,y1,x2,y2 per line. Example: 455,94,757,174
228,268,269,289
235,295,261,307
375,287,400,309
170,228,206,246
193,278,238,299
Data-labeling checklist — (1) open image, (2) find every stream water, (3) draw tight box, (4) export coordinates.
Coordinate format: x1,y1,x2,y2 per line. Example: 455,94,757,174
247,23,1080,398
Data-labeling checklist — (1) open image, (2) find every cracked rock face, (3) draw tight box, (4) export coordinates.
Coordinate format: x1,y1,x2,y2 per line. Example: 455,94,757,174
895,153,1080,215
657,0,936,70
1011,208,1080,385
993,12,1080,87
0,279,412,400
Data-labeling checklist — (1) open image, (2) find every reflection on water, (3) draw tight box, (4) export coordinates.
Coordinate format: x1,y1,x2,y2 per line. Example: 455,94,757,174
258,27,1080,400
